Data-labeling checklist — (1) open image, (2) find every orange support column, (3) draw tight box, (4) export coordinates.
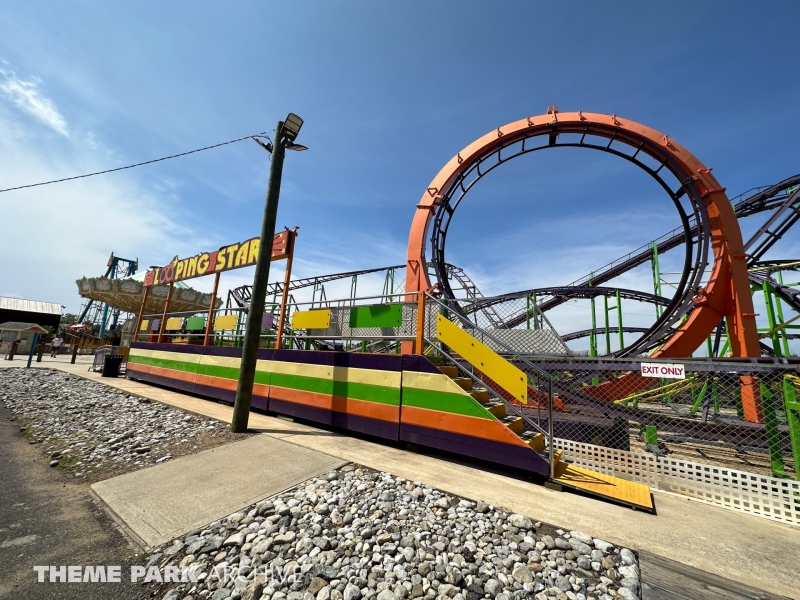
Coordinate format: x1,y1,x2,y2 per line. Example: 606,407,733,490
275,231,296,350
204,272,220,346
157,283,174,344
415,290,425,355
133,285,150,344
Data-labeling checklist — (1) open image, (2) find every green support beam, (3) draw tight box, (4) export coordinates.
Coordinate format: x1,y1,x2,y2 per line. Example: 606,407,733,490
782,377,800,480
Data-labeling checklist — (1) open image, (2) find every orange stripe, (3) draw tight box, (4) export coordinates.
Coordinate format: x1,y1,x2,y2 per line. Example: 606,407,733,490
401,405,528,448
270,386,399,423
130,363,269,397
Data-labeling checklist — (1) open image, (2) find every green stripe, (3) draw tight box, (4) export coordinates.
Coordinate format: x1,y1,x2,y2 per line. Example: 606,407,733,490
270,373,399,405
402,387,493,419
128,354,398,404
128,354,270,384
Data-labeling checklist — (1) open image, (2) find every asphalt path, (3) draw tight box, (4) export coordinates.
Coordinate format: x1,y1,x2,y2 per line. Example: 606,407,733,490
0,404,148,600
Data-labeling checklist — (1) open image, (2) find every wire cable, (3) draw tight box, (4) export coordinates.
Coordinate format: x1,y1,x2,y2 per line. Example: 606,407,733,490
0,130,267,194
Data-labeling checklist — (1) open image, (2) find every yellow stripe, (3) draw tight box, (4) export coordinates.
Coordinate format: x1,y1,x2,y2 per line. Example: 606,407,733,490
402,371,471,396
201,354,244,369
292,309,331,329
130,348,203,366
436,315,527,404
129,348,400,388
267,361,400,387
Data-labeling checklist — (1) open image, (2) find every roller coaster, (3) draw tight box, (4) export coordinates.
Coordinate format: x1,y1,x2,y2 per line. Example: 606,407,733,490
229,176,799,359
128,111,800,513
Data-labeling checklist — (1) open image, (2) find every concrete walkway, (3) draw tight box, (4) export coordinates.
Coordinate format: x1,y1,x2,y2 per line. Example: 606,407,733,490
3,356,797,598
91,435,344,549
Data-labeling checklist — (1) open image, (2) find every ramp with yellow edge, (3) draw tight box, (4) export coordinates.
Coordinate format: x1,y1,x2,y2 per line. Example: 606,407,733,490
553,458,655,512
436,314,527,404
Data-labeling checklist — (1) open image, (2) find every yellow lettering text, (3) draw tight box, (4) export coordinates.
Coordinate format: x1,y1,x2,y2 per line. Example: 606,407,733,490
248,238,260,263
234,240,249,267
197,253,210,275
225,244,239,269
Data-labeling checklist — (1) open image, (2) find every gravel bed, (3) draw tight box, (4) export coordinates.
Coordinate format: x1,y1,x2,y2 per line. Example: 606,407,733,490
149,466,640,600
0,368,247,481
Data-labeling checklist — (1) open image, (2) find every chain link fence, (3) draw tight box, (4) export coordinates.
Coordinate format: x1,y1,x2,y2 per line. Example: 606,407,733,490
521,357,798,479
422,294,800,481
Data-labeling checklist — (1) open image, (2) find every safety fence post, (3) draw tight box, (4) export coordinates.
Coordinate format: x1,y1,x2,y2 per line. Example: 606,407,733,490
26,332,39,368
548,377,555,479
415,290,425,355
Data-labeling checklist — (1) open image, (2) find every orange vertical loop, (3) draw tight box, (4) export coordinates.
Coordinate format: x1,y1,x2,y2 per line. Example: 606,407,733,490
404,112,760,360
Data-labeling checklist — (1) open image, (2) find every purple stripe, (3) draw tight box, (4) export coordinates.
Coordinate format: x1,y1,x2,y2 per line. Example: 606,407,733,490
273,349,402,371
126,368,268,409
131,343,403,371
399,423,550,476
401,354,442,374
269,399,399,441
132,342,246,359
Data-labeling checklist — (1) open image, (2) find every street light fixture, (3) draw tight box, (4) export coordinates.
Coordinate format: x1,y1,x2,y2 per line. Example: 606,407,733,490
231,113,307,433
283,113,304,141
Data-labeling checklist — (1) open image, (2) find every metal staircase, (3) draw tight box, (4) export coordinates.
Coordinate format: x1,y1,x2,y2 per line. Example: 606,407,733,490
423,293,654,512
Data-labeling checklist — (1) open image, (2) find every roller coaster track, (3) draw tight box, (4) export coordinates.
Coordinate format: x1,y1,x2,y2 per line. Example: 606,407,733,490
749,272,800,315
561,326,651,342
474,174,800,354
445,264,505,327
230,264,404,308
541,174,800,315
466,286,670,317
559,325,785,356
230,263,505,325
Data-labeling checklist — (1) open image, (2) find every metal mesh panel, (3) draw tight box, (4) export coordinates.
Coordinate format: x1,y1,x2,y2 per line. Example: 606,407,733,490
305,302,436,339
422,293,800,521
518,358,799,479
555,438,800,526
480,328,570,355
447,295,571,355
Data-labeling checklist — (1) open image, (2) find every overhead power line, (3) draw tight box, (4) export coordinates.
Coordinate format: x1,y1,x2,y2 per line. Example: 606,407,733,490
0,131,267,194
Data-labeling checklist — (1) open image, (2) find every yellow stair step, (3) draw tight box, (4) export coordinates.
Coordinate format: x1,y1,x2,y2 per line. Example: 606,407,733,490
483,401,506,418
469,388,489,402
452,377,473,391
522,431,545,453
502,415,524,435
438,366,459,377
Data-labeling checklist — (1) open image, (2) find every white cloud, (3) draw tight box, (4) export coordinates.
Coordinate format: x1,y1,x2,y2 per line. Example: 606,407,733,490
0,97,202,313
0,67,68,136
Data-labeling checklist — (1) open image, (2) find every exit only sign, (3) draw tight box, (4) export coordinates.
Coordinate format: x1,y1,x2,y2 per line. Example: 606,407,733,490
641,362,685,379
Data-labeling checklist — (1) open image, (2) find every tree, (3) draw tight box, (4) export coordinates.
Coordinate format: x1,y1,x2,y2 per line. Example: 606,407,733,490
61,313,80,327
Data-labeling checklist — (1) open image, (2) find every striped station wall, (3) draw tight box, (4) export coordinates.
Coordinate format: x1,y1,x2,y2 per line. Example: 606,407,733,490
127,343,550,475
400,355,549,474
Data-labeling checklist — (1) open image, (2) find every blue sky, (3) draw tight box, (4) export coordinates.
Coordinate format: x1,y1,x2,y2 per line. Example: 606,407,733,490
1,1,799,350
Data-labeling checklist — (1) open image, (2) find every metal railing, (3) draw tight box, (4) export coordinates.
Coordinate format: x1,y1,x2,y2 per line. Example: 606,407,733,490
132,285,800,484
418,292,800,484
421,292,559,477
